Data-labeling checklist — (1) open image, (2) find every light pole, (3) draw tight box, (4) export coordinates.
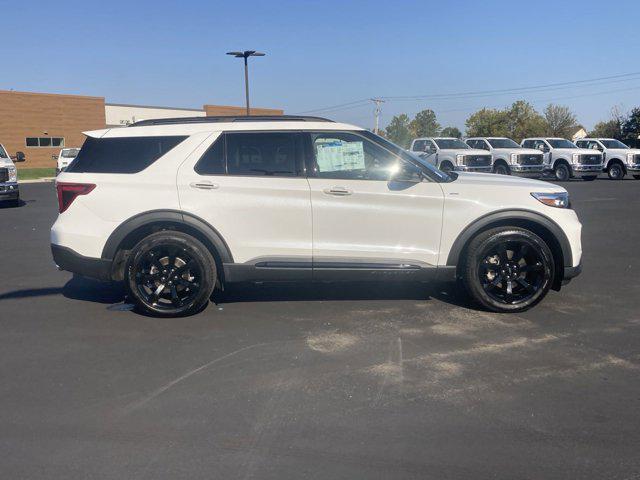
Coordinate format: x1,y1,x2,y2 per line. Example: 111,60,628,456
226,50,265,116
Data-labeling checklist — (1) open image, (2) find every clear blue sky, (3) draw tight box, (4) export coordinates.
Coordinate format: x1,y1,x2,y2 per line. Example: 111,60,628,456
2,0,639,131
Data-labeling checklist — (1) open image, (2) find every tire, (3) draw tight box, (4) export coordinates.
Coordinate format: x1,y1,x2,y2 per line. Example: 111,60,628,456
494,163,510,175
554,163,571,182
461,227,554,313
581,175,597,181
633,175,640,180
125,231,217,317
440,162,454,174
607,162,625,180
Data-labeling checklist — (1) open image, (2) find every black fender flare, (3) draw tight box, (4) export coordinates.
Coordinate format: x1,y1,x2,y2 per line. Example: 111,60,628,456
445,209,573,268
101,210,234,263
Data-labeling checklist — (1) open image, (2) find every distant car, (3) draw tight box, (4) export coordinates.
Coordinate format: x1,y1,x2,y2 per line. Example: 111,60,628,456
465,137,544,178
56,148,80,175
0,143,21,206
575,138,640,180
409,137,493,173
521,138,603,181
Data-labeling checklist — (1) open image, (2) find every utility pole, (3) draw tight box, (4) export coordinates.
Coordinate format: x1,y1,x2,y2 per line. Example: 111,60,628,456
226,50,266,115
370,98,385,134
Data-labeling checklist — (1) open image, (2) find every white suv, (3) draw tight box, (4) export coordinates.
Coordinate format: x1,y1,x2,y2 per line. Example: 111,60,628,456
575,138,640,181
51,116,582,316
409,137,493,173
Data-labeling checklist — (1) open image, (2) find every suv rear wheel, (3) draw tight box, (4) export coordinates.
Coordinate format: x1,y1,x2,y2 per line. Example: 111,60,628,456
125,231,217,317
462,227,554,313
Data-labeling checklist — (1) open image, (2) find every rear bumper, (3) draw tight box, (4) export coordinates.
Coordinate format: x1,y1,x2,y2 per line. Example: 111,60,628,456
0,182,19,200
51,244,112,281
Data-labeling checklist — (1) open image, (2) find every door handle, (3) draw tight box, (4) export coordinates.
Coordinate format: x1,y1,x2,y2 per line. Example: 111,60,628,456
323,186,353,196
190,181,219,190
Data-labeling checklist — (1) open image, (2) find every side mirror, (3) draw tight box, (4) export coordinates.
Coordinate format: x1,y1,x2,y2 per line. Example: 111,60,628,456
392,162,423,183
12,151,26,162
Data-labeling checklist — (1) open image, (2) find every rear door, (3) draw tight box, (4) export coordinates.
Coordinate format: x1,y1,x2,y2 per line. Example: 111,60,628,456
177,131,312,275
304,131,445,274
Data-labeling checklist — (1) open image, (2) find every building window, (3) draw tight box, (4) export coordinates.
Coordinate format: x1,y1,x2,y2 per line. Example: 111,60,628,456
25,137,65,148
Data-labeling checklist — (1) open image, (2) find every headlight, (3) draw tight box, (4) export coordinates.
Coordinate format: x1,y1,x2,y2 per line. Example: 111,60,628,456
571,153,579,164
8,166,17,183
531,192,570,208
510,153,518,163
456,154,464,165
627,153,634,163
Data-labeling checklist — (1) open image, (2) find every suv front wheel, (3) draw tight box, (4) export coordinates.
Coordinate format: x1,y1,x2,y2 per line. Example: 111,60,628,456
125,231,217,317
462,227,554,313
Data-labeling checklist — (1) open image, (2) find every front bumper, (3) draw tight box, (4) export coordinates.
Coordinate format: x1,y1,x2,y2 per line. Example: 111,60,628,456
454,165,493,173
51,244,112,281
562,261,582,285
510,164,544,176
0,182,19,200
572,164,603,173
626,164,640,173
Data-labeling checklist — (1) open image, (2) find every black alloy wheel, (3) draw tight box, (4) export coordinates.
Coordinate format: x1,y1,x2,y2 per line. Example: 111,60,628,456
463,227,554,312
126,231,217,317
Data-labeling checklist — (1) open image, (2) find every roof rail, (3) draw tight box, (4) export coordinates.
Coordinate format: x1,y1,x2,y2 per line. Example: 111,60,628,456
129,115,334,127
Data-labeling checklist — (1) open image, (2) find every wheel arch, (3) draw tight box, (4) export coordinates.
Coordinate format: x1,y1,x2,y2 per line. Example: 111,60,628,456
102,210,233,282
606,157,626,172
446,209,572,290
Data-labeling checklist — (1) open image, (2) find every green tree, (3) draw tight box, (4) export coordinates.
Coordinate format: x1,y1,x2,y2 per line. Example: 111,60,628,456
384,114,412,148
465,108,509,137
543,104,578,137
440,126,462,138
622,107,640,145
589,119,622,139
507,101,546,142
409,109,440,138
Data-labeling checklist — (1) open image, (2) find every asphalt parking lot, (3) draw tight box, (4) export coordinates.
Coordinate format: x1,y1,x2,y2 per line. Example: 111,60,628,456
1,179,639,479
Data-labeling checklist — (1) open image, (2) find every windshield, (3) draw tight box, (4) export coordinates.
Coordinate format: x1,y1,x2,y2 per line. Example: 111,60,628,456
359,131,452,182
601,139,629,149
434,138,469,150
0,145,7,158
548,139,577,149
61,148,80,158
488,138,520,149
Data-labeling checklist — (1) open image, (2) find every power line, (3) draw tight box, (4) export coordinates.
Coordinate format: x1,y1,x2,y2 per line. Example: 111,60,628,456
297,71,640,114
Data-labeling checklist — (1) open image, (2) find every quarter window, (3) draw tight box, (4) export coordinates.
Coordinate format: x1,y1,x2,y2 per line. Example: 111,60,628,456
66,136,187,174
310,132,399,181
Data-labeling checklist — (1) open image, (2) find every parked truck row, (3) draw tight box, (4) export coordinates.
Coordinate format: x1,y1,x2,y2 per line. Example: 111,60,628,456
409,136,640,181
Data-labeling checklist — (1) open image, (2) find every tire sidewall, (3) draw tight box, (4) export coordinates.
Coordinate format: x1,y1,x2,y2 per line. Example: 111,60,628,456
125,232,216,317
554,163,570,181
494,164,510,175
465,229,554,313
608,163,624,180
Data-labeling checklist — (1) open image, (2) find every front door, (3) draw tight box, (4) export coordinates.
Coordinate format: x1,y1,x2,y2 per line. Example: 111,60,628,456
305,131,445,275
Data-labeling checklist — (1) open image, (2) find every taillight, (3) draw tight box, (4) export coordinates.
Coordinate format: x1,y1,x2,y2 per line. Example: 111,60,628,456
56,182,96,213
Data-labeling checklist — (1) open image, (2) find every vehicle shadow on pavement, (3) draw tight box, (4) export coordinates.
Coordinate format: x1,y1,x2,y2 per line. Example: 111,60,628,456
52,276,474,311
0,199,26,209
213,281,471,309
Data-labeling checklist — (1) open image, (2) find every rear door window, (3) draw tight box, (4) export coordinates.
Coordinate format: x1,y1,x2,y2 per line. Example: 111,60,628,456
225,132,302,176
67,136,187,173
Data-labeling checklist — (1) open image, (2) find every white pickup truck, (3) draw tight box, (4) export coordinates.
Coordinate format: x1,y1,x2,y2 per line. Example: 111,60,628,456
0,143,22,205
409,137,493,173
55,147,80,175
521,138,603,181
575,138,640,180
465,137,544,178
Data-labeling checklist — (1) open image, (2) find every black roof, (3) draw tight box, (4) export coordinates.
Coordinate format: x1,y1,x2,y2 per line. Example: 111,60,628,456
129,115,333,127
